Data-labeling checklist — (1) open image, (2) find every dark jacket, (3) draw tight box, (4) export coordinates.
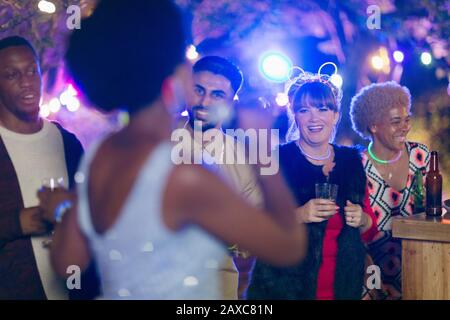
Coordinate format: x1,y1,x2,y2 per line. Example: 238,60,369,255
0,122,99,300
247,143,367,300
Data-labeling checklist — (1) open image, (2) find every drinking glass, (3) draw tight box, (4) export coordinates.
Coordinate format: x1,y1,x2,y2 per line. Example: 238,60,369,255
41,177,65,248
315,183,339,202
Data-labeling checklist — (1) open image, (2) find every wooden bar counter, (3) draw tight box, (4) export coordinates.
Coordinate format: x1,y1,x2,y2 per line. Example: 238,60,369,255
392,211,450,300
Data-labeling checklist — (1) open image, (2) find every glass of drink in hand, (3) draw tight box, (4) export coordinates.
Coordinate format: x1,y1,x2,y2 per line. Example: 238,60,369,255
42,177,65,191
41,177,65,248
315,183,338,202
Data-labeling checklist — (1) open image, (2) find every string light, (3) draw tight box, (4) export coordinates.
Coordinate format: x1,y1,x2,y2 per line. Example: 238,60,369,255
66,96,80,112
59,85,80,112
329,74,343,88
39,104,50,118
275,92,289,107
371,55,384,70
393,50,404,63
38,1,56,14
49,97,61,113
370,47,390,74
186,45,199,61
420,52,432,65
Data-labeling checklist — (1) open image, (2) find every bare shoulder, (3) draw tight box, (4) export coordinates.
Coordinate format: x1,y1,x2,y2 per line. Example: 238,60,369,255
164,163,226,210
162,163,228,229
167,164,217,189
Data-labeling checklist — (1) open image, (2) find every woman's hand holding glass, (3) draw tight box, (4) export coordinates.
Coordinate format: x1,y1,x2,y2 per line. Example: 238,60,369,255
296,199,339,223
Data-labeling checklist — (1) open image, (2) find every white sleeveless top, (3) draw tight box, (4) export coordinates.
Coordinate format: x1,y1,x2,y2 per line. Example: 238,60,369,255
76,139,226,299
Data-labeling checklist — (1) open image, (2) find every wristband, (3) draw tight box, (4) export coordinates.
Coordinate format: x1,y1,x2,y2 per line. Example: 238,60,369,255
54,200,73,223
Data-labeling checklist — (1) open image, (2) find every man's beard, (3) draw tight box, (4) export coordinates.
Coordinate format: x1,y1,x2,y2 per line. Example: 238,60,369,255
187,106,218,132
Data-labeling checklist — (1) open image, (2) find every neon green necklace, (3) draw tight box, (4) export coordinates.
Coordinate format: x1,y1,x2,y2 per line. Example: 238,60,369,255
367,141,402,164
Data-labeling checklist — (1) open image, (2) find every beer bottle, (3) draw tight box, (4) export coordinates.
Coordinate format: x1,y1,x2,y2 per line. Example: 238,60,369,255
425,151,442,216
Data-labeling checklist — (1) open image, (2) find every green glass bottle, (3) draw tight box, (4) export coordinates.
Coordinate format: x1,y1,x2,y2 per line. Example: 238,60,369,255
413,169,425,214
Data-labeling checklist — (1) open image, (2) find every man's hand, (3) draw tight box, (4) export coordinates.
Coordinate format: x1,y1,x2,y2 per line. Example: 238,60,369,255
19,207,47,236
37,187,74,224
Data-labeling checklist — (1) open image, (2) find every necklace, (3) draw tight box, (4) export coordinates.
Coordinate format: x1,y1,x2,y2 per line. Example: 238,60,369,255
296,141,331,161
368,141,402,164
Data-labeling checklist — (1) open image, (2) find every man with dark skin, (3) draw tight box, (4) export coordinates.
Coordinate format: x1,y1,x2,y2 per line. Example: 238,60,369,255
0,36,95,299
0,41,45,235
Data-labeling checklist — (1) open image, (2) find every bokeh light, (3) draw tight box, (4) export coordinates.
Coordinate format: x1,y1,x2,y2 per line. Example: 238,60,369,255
393,50,404,63
329,74,343,88
49,98,61,113
420,52,432,65
275,92,289,107
38,0,56,14
259,52,292,82
66,96,80,112
186,45,199,61
39,104,50,118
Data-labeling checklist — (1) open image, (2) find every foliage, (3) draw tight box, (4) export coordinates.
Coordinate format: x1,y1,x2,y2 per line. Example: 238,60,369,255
0,0,448,195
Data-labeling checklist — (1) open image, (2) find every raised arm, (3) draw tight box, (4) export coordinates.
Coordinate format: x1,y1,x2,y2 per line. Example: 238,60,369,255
164,164,307,267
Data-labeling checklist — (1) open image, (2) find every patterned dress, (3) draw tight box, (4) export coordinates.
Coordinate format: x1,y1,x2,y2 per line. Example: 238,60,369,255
362,142,430,299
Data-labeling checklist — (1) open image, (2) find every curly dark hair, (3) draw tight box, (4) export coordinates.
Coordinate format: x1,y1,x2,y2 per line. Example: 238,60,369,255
65,0,186,114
